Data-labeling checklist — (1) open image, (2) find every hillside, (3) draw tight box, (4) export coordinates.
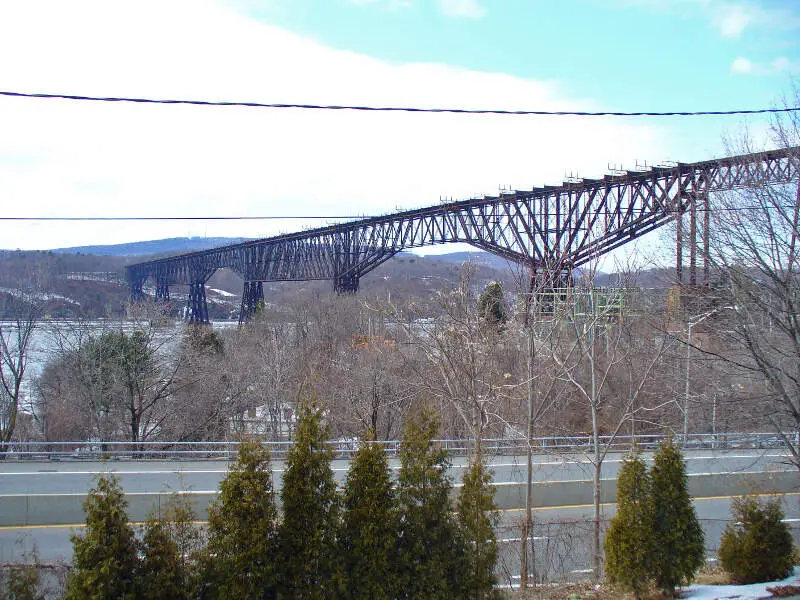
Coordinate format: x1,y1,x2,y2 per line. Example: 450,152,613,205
50,237,252,257
0,239,676,320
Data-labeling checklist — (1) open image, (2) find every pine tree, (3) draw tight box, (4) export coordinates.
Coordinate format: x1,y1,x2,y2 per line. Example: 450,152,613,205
457,458,500,600
278,402,341,600
397,408,466,600
138,517,187,600
650,438,705,597
204,439,279,600
604,452,653,599
161,491,204,596
339,433,399,600
718,496,794,584
477,281,507,326
64,473,139,600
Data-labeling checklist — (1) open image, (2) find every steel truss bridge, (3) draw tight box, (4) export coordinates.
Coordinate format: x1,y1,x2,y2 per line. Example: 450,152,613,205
126,147,799,324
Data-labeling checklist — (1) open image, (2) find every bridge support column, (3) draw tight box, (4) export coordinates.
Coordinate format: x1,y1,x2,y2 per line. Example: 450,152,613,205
702,191,710,286
187,281,210,325
525,266,573,320
334,273,360,294
677,192,710,288
130,278,145,303
238,281,264,324
155,278,170,302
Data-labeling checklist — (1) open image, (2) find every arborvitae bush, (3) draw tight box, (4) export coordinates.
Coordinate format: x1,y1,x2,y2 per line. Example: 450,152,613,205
65,473,139,600
457,457,500,600
204,439,279,600
138,517,187,600
397,408,466,600
650,438,705,598
718,496,794,584
2,550,44,600
340,433,399,600
160,491,204,596
604,452,653,599
278,402,341,600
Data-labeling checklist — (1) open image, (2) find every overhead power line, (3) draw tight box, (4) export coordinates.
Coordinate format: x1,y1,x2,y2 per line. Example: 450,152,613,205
9,216,345,222
1,204,796,222
1,90,798,117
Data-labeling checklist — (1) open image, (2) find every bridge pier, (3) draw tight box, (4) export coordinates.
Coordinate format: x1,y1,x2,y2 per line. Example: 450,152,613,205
155,278,170,302
238,281,264,324
676,192,710,286
334,273,360,294
187,281,210,325
131,277,145,303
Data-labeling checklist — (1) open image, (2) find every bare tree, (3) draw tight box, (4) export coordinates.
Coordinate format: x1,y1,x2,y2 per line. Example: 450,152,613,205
543,272,673,580
35,306,184,447
0,292,41,456
391,266,517,453
706,94,800,468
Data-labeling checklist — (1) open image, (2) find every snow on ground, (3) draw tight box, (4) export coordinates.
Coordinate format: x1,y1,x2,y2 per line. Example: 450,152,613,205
207,287,237,297
684,567,800,600
0,286,80,305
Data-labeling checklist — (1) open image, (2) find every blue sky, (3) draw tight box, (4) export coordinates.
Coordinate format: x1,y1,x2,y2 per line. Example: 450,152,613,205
246,0,797,112
0,0,796,253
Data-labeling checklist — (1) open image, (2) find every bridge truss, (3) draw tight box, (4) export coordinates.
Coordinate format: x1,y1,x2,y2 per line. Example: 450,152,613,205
126,147,799,324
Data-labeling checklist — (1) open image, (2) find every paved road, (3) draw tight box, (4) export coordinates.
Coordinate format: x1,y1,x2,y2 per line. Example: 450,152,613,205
494,493,800,585
1,449,796,580
3,494,798,579
0,449,792,496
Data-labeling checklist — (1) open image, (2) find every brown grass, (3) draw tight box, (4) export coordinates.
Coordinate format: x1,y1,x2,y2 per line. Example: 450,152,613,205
692,566,732,586
508,569,744,600
508,583,674,600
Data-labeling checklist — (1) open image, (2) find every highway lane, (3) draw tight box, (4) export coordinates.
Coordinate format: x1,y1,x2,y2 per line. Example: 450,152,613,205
2,494,798,577
0,450,792,496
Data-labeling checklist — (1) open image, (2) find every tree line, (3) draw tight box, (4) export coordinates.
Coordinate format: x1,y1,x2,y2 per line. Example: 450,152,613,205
61,405,500,600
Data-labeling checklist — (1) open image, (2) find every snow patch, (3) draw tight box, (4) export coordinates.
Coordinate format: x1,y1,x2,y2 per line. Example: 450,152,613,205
685,566,800,600
206,287,237,297
0,286,80,305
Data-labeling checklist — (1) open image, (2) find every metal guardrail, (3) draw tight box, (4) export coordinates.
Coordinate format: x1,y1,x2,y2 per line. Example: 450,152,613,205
0,432,792,461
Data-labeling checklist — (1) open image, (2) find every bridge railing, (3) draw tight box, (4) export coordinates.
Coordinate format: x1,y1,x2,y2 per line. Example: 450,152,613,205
0,432,791,461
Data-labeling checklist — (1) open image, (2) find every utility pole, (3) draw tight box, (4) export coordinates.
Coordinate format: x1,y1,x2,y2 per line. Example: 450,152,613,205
683,308,729,446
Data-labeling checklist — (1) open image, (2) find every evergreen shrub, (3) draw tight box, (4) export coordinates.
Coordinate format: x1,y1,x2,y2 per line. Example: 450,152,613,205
718,496,794,584
65,473,139,600
457,458,501,600
204,439,279,600
340,433,398,600
604,452,653,599
396,408,466,600
278,402,341,600
650,438,705,597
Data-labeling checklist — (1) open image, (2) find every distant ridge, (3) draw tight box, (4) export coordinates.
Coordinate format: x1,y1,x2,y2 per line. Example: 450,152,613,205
50,237,252,257
425,251,517,271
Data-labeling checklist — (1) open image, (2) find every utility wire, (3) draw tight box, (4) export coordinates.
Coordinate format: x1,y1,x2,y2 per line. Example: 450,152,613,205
0,217,347,222
1,90,798,117
1,204,796,222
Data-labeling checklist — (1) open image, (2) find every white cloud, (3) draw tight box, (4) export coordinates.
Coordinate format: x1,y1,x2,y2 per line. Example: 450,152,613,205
618,1,800,38
712,3,752,37
437,0,486,19
730,55,799,75
0,0,676,251
730,56,756,74
771,56,800,73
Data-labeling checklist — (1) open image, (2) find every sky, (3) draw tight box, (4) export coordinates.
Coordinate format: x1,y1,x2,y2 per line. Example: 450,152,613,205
0,0,797,255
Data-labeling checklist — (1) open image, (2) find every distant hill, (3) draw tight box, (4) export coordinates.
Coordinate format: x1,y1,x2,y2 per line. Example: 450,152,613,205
0,236,679,320
424,251,518,271
50,237,252,257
